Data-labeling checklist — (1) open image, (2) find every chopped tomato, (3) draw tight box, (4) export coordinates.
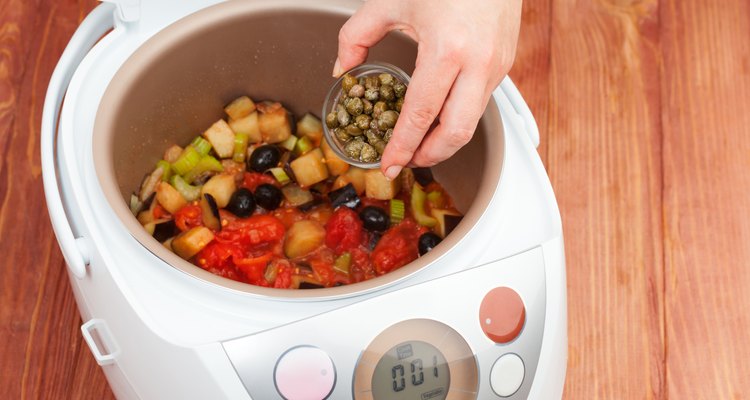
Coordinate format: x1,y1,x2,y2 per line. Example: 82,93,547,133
325,207,364,254
234,252,274,284
174,203,202,231
196,241,244,276
152,204,170,220
242,172,279,191
349,247,374,283
372,220,423,275
272,207,305,228
217,215,286,248
273,262,293,289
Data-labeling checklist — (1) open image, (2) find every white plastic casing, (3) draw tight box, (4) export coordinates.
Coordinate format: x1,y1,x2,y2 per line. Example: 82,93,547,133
41,1,567,399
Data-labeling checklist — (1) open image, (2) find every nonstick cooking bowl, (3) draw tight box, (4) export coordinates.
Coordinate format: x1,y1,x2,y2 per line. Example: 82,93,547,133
91,0,505,298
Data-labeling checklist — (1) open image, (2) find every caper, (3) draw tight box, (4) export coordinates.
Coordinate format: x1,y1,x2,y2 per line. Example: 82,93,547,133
345,124,363,136
360,143,378,162
364,76,380,90
337,107,351,126
358,77,367,86
345,97,364,116
369,119,380,132
378,110,399,130
383,129,394,143
353,134,365,142
349,84,365,98
342,73,358,92
380,84,396,101
366,129,383,143
325,112,339,129
334,127,351,142
395,97,404,112
344,140,365,158
371,139,386,155
373,101,388,118
379,73,395,86
355,114,372,130
393,82,407,98
362,99,373,115
364,88,380,102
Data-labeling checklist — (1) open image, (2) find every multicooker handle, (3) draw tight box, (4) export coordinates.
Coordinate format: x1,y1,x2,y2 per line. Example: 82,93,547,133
41,3,115,279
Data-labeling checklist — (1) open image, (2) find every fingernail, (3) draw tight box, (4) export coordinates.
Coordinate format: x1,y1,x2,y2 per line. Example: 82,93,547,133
385,165,402,181
332,58,343,77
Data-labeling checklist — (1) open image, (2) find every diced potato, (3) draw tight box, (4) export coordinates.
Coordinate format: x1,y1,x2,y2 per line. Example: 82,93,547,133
163,145,183,163
259,107,292,144
224,96,256,120
203,119,235,158
155,181,187,214
228,112,262,144
290,148,329,187
296,113,323,144
172,226,215,259
365,169,402,200
320,139,349,176
284,220,325,259
345,167,366,194
201,174,236,208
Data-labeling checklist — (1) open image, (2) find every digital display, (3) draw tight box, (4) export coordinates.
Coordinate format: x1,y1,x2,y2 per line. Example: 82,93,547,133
371,340,450,400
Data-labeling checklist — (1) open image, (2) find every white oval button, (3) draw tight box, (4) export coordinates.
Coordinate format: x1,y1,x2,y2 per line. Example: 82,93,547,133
490,353,525,397
274,346,336,400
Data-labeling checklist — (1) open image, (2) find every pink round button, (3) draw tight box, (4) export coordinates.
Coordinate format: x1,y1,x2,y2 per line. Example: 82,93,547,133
274,346,336,400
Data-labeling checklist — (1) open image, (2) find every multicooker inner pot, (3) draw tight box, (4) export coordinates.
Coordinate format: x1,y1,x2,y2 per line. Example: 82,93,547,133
41,1,567,399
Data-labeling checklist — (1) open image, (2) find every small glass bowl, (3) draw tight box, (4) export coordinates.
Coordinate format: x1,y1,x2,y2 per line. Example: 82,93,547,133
322,62,411,169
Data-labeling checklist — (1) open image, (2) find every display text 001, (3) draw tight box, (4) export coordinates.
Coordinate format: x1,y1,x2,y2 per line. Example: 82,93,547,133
391,356,440,392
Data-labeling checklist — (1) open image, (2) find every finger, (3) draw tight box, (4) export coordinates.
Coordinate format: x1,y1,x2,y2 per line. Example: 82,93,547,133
333,1,395,77
409,70,491,167
380,51,460,179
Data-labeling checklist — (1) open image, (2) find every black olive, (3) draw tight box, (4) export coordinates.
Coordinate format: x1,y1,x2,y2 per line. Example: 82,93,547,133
418,232,442,256
153,220,178,243
299,281,325,289
249,145,280,172
359,206,390,232
226,188,256,217
254,184,282,210
328,183,360,209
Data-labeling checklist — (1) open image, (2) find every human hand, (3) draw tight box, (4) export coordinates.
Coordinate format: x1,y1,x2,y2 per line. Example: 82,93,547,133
333,0,522,179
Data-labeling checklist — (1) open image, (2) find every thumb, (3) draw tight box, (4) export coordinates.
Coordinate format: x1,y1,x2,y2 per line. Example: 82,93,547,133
333,1,394,77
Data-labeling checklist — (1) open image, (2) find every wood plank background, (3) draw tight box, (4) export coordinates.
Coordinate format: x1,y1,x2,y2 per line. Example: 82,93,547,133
1,0,748,398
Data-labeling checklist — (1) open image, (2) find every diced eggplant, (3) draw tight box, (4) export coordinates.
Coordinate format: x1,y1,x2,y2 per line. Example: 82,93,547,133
259,106,292,144
411,184,438,227
281,184,314,207
365,169,401,200
172,226,215,260
431,209,463,238
155,181,187,214
229,112,262,144
320,138,350,176
200,194,221,231
328,183,360,209
289,148,329,187
412,167,434,186
284,220,325,258
201,174,236,208
298,281,325,290
153,220,179,243
298,196,325,212
296,113,323,144
202,119,235,158
368,232,382,251
224,96,256,120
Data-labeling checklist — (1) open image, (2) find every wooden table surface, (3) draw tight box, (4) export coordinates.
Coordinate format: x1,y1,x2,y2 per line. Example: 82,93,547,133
2,0,749,398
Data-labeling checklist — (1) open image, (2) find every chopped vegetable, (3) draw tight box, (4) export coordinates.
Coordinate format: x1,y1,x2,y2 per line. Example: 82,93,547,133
320,139,349,176
328,183,360,209
289,148,328,187
427,190,445,209
155,181,187,214
202,119,236,158
190,136,212,156
297,113,323,144
229,112,262,144
365,169,401,200
333,252,352,274
183,155,224,184
224,96,256,120
233,133,249,162
201,174,236,208
268,167,291,186
156,160,172,182
411,184,437,227
284,220,326,258
431,209,463,238
153,220,178,243
171,146,201,176
172,226,214,259
293,135,313,156
281,184,314,206
279,135,298,152
139,165,165,201
259,106,292,143
389,199,405,225
412,167,434,186
170,175,201,202
163,145,183,163
200,194,221,230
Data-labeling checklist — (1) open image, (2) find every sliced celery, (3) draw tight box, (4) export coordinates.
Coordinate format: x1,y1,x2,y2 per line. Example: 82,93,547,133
156,160,172,182
170,175,201,201
293,135,313,156
389,198,405,225
171,146,201,176
269,167,291,186
191,136,212,156
233,133,249,162
183,155,224,183
411,184,437,227
334,252,352,274
279,135,298,152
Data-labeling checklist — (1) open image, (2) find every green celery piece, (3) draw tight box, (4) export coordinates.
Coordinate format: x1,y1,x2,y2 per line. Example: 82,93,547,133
170,175,201,202
233,133,249,162
183,155,224,183
389,199,405,225
171,146,201,176
191,136,212,156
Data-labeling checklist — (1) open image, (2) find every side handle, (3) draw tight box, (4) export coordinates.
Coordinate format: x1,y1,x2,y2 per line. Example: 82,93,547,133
498,77,540,148
41,4,115,279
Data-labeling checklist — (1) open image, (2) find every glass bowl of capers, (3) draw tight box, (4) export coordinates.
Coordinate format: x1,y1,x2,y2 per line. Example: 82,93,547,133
322,62,410,169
